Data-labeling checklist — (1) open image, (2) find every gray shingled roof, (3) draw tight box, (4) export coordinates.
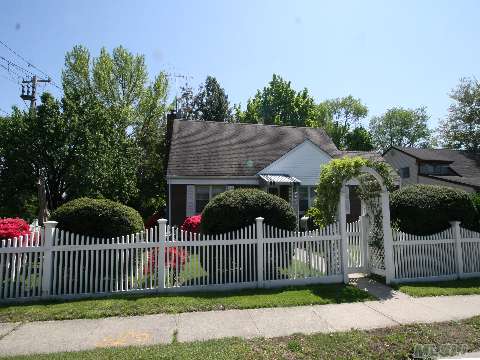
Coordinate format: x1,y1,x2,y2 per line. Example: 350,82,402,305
392,146,480,189
167,119,341,177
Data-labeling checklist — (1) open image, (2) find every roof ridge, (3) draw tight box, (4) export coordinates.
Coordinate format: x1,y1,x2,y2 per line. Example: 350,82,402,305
173,118,329,131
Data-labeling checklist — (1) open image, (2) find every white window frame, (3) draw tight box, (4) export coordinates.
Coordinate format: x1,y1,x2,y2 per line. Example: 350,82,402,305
194,185,231,214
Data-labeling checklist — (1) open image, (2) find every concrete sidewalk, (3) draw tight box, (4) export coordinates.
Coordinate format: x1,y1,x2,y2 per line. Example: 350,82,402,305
1,294,480,357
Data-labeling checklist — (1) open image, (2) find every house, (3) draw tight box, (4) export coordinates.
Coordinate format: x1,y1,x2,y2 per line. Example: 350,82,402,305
165,118,381,226
383,146,480,193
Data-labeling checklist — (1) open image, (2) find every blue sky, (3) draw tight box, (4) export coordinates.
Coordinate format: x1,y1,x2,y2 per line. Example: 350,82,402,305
1,0,479,128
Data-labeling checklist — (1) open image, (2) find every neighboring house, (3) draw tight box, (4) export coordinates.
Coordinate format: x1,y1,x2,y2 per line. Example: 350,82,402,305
165,119,381,226
383,146,480,193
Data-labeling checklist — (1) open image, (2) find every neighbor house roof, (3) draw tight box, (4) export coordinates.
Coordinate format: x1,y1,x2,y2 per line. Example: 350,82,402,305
166,119,341,177
386,146,480,189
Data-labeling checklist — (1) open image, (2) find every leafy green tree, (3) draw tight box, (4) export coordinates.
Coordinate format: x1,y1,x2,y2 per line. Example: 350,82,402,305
369,106,431,151
0,94,83,219
344,126,374,151
193,76,232,122
241,74,318,126
438,77,480,151
319,96,368,149
176,76,232,122
62,45,169,217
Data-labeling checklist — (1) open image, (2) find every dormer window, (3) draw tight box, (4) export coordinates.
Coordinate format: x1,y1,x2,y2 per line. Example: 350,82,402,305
419,163,451,176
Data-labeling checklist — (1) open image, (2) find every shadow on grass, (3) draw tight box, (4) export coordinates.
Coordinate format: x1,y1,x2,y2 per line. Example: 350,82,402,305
0,283,372,309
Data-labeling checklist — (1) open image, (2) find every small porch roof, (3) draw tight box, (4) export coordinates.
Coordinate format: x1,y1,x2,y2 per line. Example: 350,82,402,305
258,174,301,186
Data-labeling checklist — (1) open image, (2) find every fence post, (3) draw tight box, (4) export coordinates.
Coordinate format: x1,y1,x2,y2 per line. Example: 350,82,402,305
42,221,57,297
360,215,369,274
157,219,167,292
256,217,264,288
450,221,463,279
381,191,395,284
339,186,349,284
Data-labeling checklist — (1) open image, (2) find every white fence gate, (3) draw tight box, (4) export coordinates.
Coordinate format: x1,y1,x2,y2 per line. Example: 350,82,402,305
0,218,364,302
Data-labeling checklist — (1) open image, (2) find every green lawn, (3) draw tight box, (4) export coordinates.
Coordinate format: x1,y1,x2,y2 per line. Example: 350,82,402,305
395,277,480,297
0,283,373,323
5,316,480,359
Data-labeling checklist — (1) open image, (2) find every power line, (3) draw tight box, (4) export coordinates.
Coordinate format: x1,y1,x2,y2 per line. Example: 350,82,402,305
0,40,50,79
0,71,20,85
0,56,36,77
0,40,62,90
0,62,23,82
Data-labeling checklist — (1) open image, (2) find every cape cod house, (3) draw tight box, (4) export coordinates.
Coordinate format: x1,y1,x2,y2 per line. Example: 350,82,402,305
165,118,380,226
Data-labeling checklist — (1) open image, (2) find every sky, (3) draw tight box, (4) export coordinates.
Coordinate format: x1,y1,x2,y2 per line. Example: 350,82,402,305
1,0,479,129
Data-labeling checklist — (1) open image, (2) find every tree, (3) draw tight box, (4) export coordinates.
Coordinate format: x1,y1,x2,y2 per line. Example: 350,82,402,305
0,93,83,219
241,74,318,126
0,45,169,220
344,126,374,151
369,106,431,151
319,96,368,149
176,76,232,122
62,45,169,217
193,76,232,122
438,77,480,151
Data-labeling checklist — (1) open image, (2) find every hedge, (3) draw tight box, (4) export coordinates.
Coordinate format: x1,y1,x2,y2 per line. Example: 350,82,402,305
50,197,144,238
201,188,297,234
390,184,479,235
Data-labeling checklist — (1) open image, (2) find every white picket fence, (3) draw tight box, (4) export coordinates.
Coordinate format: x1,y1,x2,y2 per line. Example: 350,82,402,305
0,218,365,302
391,221,480,283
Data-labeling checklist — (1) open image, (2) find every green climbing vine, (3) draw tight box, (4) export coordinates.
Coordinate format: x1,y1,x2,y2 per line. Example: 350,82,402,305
306,156,395,228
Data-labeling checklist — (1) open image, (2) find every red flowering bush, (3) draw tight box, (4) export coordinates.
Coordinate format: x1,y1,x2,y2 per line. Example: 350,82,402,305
0,218,32,245
144,215,202,280
181,214,201,233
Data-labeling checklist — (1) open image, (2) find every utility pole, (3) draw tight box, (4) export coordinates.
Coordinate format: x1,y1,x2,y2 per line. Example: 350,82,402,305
20,75,51,226
21,75,51,110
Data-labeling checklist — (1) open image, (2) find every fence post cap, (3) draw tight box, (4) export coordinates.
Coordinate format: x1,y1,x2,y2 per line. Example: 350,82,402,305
449,220,461,225
157,218,168,224
255,217,264,221
44,220,58,227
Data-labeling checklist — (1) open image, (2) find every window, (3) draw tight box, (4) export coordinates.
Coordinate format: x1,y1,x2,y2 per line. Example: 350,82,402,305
299,186,309,213
299,186,317,215
399,167,410,179
195,186,210,213
419,163,451,176
195,185,227,213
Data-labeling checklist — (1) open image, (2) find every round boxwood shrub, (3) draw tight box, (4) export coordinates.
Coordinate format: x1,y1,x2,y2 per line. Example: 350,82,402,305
390,184,479,235
200,189,296,283
50,197,144,238
201,188,296,234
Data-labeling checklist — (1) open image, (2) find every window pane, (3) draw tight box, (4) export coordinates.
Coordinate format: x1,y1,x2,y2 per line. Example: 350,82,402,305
400,167,410,179
195,185,210,213
309,187,316,204
299,186,309,212
195,185,210,200
212,185,226,198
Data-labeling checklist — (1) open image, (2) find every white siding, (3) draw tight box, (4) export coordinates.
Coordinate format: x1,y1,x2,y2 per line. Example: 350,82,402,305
258,140,332,185
383,148,418,186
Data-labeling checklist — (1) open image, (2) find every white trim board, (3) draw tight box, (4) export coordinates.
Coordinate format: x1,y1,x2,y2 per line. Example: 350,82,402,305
168,177,259,185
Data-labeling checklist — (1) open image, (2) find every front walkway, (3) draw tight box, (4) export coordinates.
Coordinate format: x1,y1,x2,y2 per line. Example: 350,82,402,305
1,293,480,357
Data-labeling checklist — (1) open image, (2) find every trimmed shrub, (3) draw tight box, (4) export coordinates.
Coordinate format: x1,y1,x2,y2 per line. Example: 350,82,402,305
390,184,479,235
471,192,480,214
201,189,297,234
50,197,144,238
201,189,296,283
